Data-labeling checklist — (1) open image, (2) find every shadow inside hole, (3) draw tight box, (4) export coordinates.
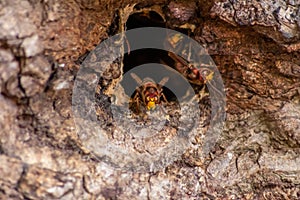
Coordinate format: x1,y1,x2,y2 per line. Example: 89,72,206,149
120,10,201,114
126,11,165,29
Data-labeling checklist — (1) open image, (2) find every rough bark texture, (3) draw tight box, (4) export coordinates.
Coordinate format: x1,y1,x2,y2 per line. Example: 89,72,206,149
0,0,299,199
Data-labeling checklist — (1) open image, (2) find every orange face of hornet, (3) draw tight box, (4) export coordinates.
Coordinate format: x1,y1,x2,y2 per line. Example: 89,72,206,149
144,87,160,110
130,73,169,113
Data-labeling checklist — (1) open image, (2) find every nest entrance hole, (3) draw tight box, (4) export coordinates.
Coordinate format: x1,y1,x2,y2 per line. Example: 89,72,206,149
122,11,190,101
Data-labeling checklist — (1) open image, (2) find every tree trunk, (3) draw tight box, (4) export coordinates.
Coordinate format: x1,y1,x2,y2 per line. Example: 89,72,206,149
0,0,299,199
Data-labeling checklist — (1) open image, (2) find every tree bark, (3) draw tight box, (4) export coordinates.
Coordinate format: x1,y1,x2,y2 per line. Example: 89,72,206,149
0,0,299,199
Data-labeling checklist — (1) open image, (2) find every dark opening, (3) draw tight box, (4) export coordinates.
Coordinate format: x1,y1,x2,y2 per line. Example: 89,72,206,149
126,11,165,29
123,11,185,101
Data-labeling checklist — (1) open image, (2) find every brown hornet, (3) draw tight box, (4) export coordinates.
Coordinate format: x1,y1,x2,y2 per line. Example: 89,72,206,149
130,73,169,113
